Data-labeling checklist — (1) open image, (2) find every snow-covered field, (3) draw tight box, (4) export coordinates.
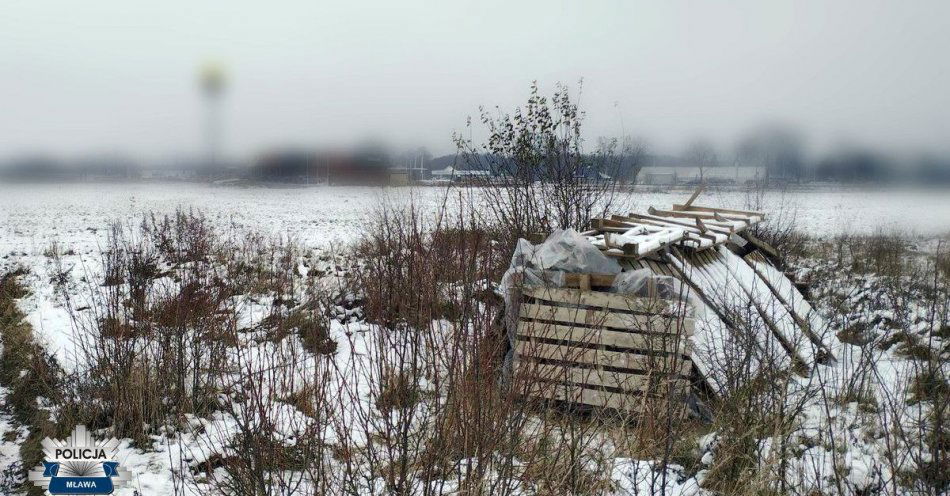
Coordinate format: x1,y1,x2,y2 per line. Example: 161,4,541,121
0,183,948,495
2,184,949,261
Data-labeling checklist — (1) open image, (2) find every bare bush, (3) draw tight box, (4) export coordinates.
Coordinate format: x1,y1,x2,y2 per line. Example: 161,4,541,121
454,82,640,245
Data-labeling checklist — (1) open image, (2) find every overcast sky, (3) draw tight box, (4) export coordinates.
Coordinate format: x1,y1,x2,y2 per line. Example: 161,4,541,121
2,0,948,161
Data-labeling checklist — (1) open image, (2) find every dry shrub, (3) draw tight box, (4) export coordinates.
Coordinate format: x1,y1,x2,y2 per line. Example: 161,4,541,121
454,82,639,246
57,209,337,450
847,231,910,277
333,199,545,495
198,334,334,496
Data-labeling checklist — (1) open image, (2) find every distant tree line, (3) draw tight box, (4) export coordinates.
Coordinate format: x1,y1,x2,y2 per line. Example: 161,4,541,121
2,128,949,185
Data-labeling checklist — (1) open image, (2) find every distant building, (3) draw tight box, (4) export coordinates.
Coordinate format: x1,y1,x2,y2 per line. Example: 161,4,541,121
638,166,765,186
252,148,392,185
430,166,492,182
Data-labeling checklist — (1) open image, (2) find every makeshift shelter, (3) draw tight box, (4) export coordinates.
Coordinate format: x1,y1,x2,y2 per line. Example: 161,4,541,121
505,191,831,416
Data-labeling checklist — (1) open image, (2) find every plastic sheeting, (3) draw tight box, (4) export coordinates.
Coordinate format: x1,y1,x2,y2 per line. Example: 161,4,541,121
499,229,622,380
514,229,623,276
610,268,702,311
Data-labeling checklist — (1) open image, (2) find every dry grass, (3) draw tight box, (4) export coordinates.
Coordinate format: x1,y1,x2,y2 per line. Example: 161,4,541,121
2,199,947,494
0,269,77,495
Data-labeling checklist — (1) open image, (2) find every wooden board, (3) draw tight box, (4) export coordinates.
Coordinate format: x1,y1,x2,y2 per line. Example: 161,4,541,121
516,362,688,394
671,204,765,219
520,302,694,336
521,380,687,414
517,321,691,355
514,340,693,376
523,286,683,316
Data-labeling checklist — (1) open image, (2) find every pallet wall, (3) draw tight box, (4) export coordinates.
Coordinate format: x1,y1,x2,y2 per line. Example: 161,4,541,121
514,285,694,414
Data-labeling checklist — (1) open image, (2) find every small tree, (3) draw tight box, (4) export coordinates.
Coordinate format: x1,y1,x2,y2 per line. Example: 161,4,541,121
683,138,718,183
454,81,638,242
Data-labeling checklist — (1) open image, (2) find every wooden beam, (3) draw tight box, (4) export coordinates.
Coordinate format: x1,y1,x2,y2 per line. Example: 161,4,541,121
590,218,637,230
681,185,706,209
672,204,765,219
742,232,780,261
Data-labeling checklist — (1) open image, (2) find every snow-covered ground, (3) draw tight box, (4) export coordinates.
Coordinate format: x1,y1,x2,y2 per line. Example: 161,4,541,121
0,183,948,495
2,184,949,261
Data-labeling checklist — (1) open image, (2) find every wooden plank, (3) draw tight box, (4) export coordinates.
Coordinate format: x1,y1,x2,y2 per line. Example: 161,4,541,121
517,321,691,355
643,258,677,278
522,286,682,316
514,340,693,376
745,250,767,264
516,361,688,394
520,302,694,336
590,217,638,230
521,380,687,414
742,232,780,261
682,185,706,208
672,204,765,219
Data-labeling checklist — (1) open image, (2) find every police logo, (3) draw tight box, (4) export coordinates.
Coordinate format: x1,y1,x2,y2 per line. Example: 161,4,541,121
28,425,131,495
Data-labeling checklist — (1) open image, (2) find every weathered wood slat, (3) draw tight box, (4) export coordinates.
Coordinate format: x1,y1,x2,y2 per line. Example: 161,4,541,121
522,286,680,315
514,340,693,376
516,362,688,394
672,204,765,219
517,321,691,354
520,302,694,336
683,185,706,208
521,380,687,414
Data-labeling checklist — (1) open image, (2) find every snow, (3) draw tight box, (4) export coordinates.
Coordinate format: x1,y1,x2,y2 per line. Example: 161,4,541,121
0,183,947,495
0,387,28,492
2,185,949,264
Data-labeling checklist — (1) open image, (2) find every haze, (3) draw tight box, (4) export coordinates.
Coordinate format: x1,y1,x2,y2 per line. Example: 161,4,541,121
2,0,948,160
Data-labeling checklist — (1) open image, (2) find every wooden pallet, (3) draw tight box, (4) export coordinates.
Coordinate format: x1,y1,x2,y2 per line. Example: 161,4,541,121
515,284,694,413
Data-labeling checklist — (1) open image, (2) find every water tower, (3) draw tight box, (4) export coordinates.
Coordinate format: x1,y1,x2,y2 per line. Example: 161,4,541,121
199,62,226,169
